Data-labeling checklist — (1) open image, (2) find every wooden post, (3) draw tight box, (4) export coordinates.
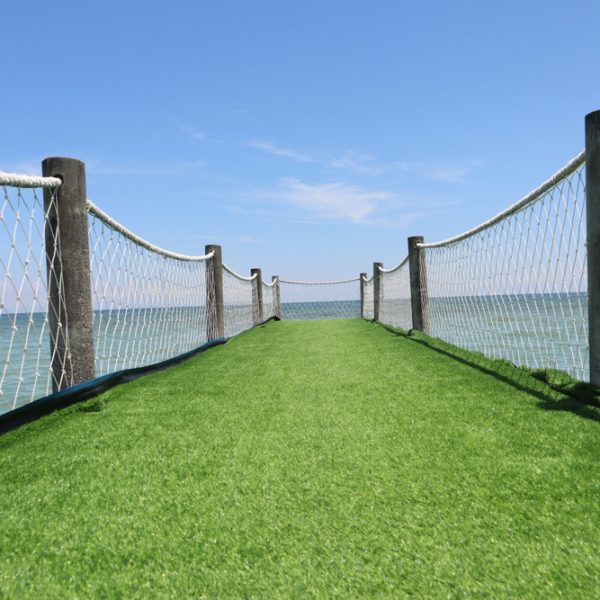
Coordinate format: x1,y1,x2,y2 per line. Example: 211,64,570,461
408,236,430,333
360,272,367,319
586,110,600,384
205,244,224,339
272,275,281,319
42,157,95,391
373,263,383,322
251,267,263,325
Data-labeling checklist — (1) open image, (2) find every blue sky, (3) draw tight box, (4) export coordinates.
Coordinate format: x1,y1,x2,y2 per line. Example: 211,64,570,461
2,0,600,280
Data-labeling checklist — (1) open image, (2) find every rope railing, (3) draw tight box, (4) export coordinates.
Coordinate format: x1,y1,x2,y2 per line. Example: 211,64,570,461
377,257,412,330
0,162,280,418
362,275,374,320
88,200,215,262
418,152,588,381
2,111,600,420
279,277,361,320
222,265,255,337
1,178,72,414
88,207,213,376
0,171,62,189
222,263,258,281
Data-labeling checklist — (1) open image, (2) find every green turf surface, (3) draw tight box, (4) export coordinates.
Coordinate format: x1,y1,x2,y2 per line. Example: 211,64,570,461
1,319,599,598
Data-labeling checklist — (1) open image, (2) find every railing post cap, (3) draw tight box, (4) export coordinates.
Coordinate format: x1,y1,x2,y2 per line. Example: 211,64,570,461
585,110,600,126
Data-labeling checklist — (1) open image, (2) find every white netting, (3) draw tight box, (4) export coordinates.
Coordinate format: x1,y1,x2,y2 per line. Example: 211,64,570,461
222,265,255,337
362,275,374,320
262,280,276,320
421,153,588,381
88,203,211,375
0,179,72,415
378,259,412,330
280,278,360,320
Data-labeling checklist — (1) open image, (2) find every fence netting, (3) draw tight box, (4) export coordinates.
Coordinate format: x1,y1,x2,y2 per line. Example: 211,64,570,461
280,278,360,320
421,152,588,381
222,265,255,337
262,280,276,320
0,174,72,415
362,276,374,320
88,202,211,376
378,259,412,330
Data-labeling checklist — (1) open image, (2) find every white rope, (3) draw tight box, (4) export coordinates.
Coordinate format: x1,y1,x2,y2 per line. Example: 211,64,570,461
222,268,255,336
0,171,62,189
222,263,258,281
361,274,374,283
422,156,588,381
87,200,214,262
419,150,585,249
262,277,278,288
378,257,409,273
1,185,73,414
279,276,360,285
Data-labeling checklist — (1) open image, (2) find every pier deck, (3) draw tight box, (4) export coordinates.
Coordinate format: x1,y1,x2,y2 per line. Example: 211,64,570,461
1,319,599,597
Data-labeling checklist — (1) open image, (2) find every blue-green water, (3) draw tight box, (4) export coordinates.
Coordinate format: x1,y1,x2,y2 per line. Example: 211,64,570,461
0,295,589,416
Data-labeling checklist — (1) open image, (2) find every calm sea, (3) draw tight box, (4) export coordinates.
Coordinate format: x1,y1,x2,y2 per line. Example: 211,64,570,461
0,295,588,416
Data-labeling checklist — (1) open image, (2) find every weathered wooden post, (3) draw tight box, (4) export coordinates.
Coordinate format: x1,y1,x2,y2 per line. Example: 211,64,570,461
373,263,383,322
359,272,367,319
42,157,95,391
272,275,281,319
205,244,224,340
251,267,263,325
408,236,430,333
586,110,600,384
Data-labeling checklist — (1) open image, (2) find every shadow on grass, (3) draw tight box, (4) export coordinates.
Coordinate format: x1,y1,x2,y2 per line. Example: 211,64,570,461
374,321,600,424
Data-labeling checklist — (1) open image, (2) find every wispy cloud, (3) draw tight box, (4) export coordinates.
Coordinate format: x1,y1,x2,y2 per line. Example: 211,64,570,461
0,160,42,176
247,140,315,163
271,178,392,223
329,151,387,175
170,119,206,141
245,138,482,183
329,151,483,183
239,235,259,244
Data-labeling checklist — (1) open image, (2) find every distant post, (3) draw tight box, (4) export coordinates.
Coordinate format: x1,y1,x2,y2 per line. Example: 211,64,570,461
205,244,224,340
251,268,263,325
373,263,383,322
272,275,281,319
586,110,600,384
408,236,430,333
42,157,95,391
359,272,367,319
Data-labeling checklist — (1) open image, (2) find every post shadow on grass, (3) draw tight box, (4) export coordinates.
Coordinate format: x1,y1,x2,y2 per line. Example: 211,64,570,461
372,321,600,424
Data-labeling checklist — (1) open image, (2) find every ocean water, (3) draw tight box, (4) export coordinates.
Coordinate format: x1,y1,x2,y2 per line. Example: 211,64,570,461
0,294,589,416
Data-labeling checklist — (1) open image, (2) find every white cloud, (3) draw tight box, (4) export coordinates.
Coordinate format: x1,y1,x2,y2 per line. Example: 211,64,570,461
329,151,383,175
248,140,315,163
275,178,391,223
329,151,482,183
169,119,206,141
239,236,259,244
0,160,41,176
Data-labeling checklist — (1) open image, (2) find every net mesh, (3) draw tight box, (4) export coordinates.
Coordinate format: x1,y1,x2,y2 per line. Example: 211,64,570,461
0,184,72,414
378,260,412,330
280,279,360,320
422,159,588,381
222,268,254,337
262,281,276,320
88,212,209,375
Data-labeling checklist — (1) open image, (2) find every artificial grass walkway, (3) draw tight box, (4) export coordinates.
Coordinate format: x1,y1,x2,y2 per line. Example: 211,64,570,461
1,319,599,598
